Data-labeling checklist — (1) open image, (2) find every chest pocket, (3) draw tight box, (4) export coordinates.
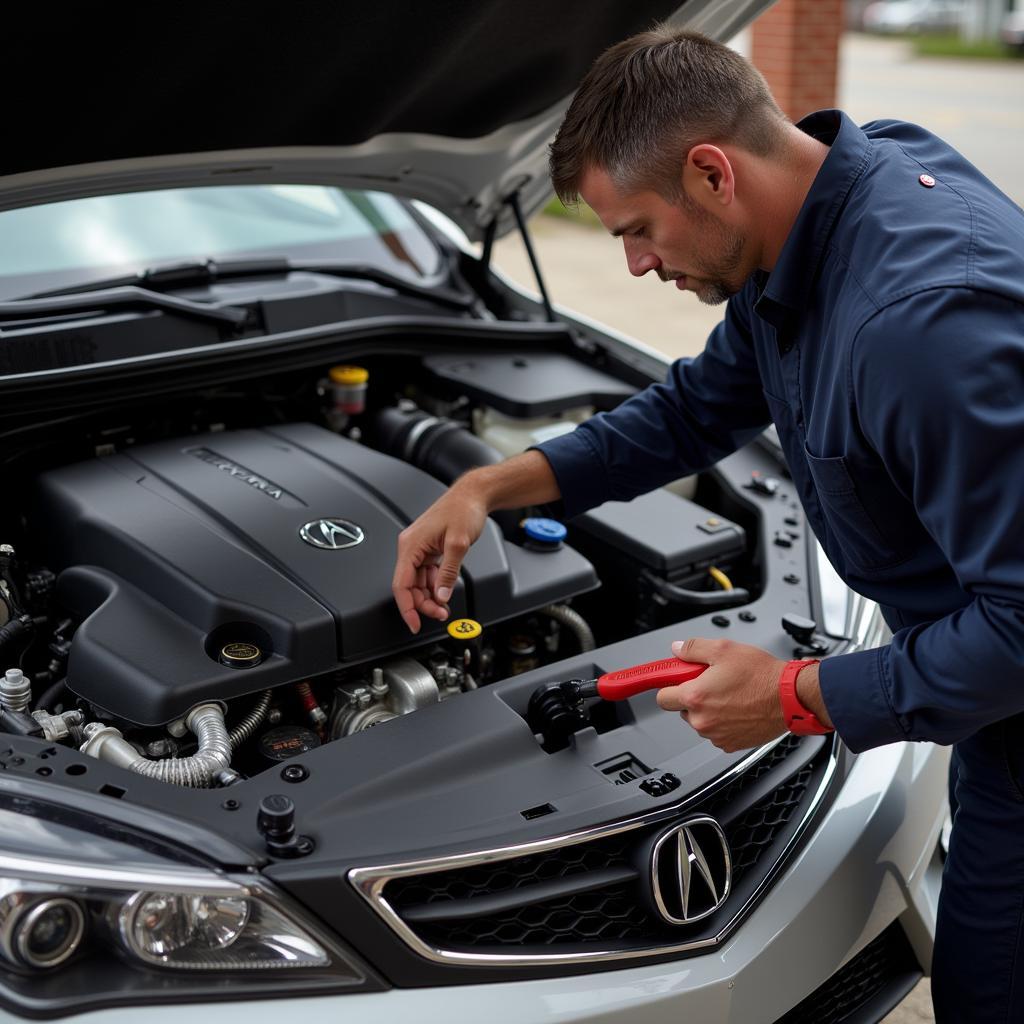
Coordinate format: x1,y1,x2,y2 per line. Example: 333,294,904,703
803,446,912,573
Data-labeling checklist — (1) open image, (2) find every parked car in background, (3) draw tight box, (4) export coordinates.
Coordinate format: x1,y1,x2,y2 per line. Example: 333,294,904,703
0,2,947,1022
863,0,965,33
1001,8,1024,53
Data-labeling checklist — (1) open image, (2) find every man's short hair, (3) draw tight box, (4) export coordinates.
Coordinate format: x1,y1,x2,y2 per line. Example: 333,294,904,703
550,26,788,205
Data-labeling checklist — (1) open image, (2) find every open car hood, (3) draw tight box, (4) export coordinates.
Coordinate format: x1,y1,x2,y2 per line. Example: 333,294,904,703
3,0,772,241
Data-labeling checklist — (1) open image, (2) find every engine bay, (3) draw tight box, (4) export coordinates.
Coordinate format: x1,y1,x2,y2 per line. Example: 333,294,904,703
0,347,768,788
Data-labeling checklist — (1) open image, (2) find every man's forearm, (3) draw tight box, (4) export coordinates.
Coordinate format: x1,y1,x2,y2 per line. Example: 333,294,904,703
457,450,561,512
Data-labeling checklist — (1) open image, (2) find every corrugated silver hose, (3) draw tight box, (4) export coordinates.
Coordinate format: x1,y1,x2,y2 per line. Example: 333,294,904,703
80,702,233,788
229,690,272,749
131,703,232,787
540,603,596,652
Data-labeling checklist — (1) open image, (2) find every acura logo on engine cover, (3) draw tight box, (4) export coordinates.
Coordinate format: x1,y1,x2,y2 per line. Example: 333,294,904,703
299,518,365,549
650,816,731,925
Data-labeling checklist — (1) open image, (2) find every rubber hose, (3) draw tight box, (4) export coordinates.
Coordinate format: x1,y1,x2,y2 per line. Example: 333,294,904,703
642,570,751,609
33,678,67,713
416,421,503,483
371,408,520,536
371,408,502,483
540,603,596,653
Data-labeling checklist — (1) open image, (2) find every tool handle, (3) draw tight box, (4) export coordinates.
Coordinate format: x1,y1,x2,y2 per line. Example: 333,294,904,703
596,657,707,701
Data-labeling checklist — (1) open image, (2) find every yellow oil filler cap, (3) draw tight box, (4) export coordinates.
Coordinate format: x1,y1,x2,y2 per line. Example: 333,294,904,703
329,365,369,385
447,618,482,640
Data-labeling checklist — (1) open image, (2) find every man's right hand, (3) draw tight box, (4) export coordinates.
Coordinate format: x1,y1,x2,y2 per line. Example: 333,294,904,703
391,450,563,634
392,482,489,634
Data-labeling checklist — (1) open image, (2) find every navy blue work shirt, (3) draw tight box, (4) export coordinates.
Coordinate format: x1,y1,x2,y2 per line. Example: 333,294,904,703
536,109,1024,754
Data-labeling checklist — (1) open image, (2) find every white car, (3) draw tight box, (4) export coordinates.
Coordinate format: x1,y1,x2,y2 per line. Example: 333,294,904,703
1001,9,1024,53
862,0,965,34
0,2,947,1021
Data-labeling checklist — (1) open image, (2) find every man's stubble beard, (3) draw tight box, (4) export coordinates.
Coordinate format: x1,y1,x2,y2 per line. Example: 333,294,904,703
693,276,738,306
679,196,747,306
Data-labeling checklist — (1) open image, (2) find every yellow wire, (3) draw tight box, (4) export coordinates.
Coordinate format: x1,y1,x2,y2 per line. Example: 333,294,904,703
709,565,733,591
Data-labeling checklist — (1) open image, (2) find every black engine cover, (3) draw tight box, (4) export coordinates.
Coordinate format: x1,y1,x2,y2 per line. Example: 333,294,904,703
33,424,596,724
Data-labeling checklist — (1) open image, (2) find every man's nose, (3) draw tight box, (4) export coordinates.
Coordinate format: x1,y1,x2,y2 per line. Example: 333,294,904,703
623,238,660,278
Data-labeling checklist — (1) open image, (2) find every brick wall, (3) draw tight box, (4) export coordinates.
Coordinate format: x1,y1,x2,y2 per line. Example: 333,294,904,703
751,0,844,121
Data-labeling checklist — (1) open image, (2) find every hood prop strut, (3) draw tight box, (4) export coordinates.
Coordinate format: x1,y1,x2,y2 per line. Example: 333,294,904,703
481,191,556,324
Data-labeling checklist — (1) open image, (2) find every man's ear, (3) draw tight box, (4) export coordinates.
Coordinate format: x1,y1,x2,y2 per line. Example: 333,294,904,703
683,144,735,208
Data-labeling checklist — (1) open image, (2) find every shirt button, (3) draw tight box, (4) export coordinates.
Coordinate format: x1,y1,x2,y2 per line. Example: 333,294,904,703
919,173,936,188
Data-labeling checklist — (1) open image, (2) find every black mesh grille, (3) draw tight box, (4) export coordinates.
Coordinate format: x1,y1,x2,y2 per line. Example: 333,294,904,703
776,923,921,1024
704,734,802,814
383,734,828,954
728,763,815,881
387,833,633,908
434,885,654,947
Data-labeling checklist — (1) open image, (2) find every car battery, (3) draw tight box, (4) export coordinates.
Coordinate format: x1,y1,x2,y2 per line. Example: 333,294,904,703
568,488,747,634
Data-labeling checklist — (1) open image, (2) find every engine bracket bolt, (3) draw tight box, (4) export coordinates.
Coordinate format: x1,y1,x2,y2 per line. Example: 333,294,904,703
349,687,372,709
281,764,309,783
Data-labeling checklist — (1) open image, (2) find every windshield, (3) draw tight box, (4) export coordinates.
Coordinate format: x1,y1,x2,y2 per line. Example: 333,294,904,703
0,185,441,300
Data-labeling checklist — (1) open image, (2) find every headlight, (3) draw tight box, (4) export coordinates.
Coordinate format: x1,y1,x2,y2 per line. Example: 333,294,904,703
116,889,325,970
0,857,377,1017
121,891,250,961
0,894,85,970
0,871,343,976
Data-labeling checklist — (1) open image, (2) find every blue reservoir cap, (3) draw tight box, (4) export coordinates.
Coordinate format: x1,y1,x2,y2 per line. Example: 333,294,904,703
523,517,567,545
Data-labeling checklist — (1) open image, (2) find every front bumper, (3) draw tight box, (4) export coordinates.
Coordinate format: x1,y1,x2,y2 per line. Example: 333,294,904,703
16,738,947,1024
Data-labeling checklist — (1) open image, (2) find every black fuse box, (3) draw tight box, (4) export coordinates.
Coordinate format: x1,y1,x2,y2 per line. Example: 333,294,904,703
569,488,747,636
575,489,745,578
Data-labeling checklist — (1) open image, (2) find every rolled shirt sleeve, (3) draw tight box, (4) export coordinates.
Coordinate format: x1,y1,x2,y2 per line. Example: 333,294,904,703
819,288,1024,751
533,283,772,519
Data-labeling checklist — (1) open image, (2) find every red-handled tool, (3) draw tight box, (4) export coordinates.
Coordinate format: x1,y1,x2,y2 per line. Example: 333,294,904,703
582,656,708,701
526,656,708,751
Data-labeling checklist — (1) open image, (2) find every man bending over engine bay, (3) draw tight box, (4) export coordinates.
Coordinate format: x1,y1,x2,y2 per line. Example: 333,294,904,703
393,27,1024,1023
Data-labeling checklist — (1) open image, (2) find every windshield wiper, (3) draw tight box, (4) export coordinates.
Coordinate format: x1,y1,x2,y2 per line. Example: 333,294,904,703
289,258,474,311
23,257,475,313
0,286,250,328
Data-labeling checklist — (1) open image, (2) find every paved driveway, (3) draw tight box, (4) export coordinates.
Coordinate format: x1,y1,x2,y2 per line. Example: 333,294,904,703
840,34,1024,209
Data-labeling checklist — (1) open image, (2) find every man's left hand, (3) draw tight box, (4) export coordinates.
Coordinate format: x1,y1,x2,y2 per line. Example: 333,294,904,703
656,637,788,752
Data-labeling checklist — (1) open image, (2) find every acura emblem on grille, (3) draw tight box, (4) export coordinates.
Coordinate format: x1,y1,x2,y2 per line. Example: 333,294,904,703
650,816,731,925
299,518,365,549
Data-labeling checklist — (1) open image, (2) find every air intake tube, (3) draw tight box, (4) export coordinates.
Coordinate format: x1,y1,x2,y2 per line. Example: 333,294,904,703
370,407,524,537
371,407,503,484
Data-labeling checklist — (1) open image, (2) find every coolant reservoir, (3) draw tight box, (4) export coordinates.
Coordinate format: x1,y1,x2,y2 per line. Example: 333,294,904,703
472,406,593,460
471,405,697,498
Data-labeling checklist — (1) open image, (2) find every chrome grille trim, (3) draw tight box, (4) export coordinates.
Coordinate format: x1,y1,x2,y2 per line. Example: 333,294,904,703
348,735,839,966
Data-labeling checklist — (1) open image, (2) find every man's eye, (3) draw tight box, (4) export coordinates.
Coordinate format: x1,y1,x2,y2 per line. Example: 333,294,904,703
632,227,647,239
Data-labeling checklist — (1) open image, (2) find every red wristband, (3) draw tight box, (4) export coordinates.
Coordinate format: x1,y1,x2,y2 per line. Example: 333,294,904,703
778,659,833,735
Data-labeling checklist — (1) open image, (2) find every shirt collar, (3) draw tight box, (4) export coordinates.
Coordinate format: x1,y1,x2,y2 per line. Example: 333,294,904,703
754,110,872,346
